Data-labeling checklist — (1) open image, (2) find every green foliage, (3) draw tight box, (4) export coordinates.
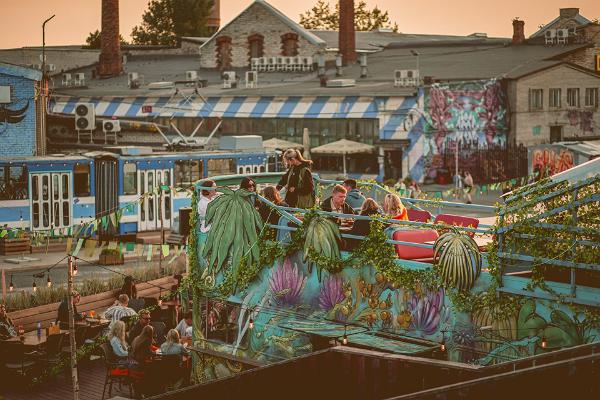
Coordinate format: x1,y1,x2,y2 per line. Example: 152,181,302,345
84,30,129,49
300,0,398,32
303,212,342,280
131,0,215,46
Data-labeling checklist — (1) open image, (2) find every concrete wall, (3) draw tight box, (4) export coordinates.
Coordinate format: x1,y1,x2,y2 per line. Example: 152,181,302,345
512,64,600,146
199,2,323,69
0,48,99,75
0,68,38,156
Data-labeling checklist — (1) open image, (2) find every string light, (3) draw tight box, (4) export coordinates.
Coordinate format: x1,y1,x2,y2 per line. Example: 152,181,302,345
158,290,163,306
73,262,78,276
47,275,52,287
248,318,254,330
32,281,37,292
541,336,547,349
342,324,348,345
440,330,446,352
9,275,14,291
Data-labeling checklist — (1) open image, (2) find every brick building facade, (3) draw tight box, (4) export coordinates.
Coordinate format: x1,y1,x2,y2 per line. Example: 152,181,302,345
0,63,41,157
199,0,325,69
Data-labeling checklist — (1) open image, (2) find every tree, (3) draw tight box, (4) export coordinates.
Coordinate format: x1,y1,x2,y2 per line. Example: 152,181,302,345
300,0,398,32
84,30,128,49
131,0,215,46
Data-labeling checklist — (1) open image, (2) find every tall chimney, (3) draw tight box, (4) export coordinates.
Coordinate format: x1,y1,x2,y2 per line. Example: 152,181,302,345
512,19,525,45
98,0,123,78
560,8,579,19
339,0,357,66
207,0,221,34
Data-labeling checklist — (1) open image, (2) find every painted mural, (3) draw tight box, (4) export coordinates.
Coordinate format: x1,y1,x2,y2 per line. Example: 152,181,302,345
531,147,574,179
422,79,508,181
567,110,595,135
191,251,598,383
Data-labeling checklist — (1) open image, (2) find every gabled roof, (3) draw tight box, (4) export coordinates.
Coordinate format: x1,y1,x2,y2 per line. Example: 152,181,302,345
0,61,42,81
200,0,325,51
530,13,592,38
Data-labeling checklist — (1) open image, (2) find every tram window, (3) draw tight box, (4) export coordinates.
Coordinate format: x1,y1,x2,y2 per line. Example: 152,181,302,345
123,163,137,195
204,299,240,345
207,159,236,175
74,164,90,197
62,174,69,199
175,160,203,186
0,166,28,200
32,203,39,228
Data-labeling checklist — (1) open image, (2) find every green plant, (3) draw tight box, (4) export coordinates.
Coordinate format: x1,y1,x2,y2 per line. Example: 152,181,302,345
434,228,482,291
303,212,342,280
202,188,263,274
100,248,122,256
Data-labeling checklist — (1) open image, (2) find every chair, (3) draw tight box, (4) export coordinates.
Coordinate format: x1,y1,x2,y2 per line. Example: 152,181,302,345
0,340,40,385
43,332,65,369
84,324,105,345
160,354,185,391
62,325,88,355
100,342,133,400
434,213,479,237
407,209,433,223
392,229,439,261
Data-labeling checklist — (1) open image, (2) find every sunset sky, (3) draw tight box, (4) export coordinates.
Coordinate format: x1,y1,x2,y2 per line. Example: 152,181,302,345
0,0,598,49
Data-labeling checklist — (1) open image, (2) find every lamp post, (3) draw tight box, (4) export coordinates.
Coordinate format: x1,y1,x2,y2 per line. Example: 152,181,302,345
40,15,55,157
41,15,55,77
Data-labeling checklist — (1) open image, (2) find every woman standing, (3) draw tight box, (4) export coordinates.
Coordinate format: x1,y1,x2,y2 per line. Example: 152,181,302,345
463,171,474,204
383,193,408,221
276,149,315,208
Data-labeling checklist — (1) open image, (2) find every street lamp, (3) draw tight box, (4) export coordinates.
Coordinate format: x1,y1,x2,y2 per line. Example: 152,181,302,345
42,15,56,76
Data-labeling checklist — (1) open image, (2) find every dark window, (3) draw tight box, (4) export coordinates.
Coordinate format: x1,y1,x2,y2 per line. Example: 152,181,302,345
207,158,236,176
73,164,90,197
216,36,233,70
123,163,137,195
281,33,299,56
248,33,264,65
0,165,28,200
584,88,598,108
529,89,543,111
175,160,204,186
566,88,580,108
549,88,561,108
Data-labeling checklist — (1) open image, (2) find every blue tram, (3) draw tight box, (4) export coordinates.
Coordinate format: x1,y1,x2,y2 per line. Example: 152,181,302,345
0,147,278,235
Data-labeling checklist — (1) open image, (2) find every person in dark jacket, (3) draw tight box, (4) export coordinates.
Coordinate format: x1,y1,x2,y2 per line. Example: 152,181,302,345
257,186,288,239
343,179,366,211
320,184,356,216
345,198,381,250
56,291,83,329
276,149,315,208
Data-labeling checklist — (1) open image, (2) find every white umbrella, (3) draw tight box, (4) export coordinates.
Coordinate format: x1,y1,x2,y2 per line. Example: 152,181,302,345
302,128,311,160
311,139,375,175
263,138,303,151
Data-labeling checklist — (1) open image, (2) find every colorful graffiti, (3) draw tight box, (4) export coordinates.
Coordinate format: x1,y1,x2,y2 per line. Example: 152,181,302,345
531,148,574,179
422,79,508,180
567,110,595,134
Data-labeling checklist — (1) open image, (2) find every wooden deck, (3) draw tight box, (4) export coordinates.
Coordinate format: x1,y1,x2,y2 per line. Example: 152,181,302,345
1,358,132,400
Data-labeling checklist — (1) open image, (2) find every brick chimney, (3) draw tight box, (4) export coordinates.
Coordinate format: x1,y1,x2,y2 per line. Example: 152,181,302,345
512,19,525,45
207,0,221,34
560,8,579,19
339,0,357,66
98,0,123,78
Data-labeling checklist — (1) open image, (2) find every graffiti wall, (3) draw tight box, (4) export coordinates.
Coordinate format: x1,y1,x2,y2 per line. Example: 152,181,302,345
192,251,598,383
530,147,575,179
422,79,508,181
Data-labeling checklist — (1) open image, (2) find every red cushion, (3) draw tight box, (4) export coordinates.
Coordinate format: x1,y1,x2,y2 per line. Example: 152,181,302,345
392,229,439,260
434,214,479,237
407,209,433,222
110,367,129,377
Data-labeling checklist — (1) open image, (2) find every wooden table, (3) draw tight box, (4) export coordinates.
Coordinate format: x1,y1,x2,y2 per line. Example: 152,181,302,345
6,329,69,347
85,317,110,326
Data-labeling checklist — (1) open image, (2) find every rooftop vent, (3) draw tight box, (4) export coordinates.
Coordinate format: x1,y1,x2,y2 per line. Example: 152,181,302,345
148,81,175,90
468,32,488,38
326,79,356,88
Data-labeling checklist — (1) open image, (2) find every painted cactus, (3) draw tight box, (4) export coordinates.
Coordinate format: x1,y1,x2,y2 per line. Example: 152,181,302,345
407,288,446,336
318,274,345,311
269,258,306,306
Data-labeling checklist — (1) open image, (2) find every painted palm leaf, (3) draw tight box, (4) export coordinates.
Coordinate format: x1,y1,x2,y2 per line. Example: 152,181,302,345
433,228,482,291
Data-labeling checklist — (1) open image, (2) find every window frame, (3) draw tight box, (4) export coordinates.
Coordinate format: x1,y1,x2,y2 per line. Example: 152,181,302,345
566,88,580,108
73,163,91,197
122,162,137,195
549,88,561,109
584,88,599,108
529,89,544,111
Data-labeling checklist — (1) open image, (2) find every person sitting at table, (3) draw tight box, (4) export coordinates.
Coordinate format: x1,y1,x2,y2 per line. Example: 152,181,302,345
131,325,155,364
0,303,17,340
109,320,129,360
160,329,189,356
105,294,138,329
56,291,83,330
175,311,193,338
127,310,151,346
343,179,366,211
119,275,138,299
344,198,382,251
383,193,408,221
320,184,356,221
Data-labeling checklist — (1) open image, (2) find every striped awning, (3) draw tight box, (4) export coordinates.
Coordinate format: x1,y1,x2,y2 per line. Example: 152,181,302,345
50,95,380,119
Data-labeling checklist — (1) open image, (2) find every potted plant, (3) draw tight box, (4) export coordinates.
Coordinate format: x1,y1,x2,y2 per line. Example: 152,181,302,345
99,248,124,265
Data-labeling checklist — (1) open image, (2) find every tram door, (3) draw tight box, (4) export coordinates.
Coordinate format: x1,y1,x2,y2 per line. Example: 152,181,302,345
30,172,72,231
138,169,172,232
95,157,119,238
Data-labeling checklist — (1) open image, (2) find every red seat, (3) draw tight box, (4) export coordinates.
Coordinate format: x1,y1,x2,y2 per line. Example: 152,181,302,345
392,229,439,260
407,209,433,223
434,214,479,237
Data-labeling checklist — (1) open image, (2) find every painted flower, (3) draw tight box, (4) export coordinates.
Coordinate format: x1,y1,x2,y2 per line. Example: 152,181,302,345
406,288,446,336
269,258,306,306
318,274,345,311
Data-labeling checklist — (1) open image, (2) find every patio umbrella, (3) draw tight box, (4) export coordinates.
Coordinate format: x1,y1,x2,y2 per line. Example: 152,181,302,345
311,139,375,175
302,128,311,160
263,138,303,151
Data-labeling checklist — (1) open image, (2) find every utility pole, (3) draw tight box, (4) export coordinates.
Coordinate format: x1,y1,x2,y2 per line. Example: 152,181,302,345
67,256,79,400
40,15,55,157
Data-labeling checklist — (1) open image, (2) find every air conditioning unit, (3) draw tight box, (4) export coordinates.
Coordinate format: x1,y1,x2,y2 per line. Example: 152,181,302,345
394,70,420,87
46,64,56,72
128,72,140,89
185,70,198,81
62,73,72,86
556,29,569,44
245,71,258,88
545,29,556,45
223,71,236,88
74,72,85,86
75,103,95,131
103,119,121,133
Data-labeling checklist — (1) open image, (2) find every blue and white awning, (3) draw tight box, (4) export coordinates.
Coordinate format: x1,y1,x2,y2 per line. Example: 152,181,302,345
50,95,380,119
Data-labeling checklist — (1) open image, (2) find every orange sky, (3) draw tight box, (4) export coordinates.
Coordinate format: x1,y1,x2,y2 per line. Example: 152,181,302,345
0,0,598,49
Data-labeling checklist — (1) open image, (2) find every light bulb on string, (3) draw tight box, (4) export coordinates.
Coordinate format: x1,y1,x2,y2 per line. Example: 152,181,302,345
440,339,446,352
541,336,547,349
73,262,78,276
342,335,348,345
248,318,254,330
47,275,52,287
32,281,37,292
158,290,163,307
9,275,14,291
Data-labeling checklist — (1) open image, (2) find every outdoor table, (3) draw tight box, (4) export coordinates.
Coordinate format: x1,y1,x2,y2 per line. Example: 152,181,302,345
6,329,69,347
85,317,110,326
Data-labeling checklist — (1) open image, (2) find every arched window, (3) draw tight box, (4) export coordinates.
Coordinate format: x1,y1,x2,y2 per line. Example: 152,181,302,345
281,33,299,57
216,36,232,70
247,33,264,65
